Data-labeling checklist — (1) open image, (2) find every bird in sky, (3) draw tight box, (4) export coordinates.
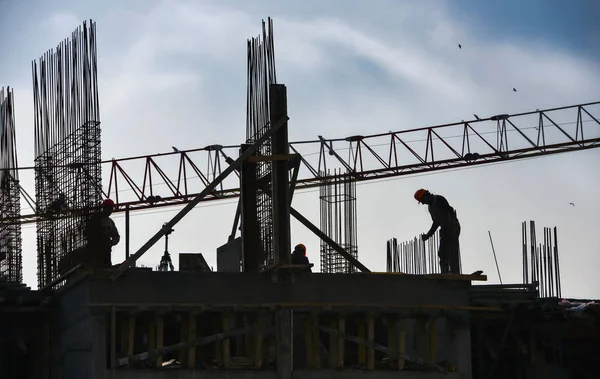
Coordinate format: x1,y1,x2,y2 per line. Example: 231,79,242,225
569,202,575,207
458,43,462,49
513,88,517,92
473,114,481,121
172,146,180,153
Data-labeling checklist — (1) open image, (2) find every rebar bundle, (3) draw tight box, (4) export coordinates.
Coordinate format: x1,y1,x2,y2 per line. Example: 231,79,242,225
246,18,277,266
522,221,561,298
386,230,456,275
319,170,358,273
32,20,103,287
0,87,23,283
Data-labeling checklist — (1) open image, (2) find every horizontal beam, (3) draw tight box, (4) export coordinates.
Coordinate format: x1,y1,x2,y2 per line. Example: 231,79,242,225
87,302,502,312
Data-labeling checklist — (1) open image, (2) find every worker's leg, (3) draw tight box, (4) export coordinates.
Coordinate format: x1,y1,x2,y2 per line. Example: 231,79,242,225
446,223,461,274
438,231,450,274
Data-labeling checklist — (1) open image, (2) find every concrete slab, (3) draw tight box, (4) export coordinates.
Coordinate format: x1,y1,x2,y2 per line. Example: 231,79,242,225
86,271,472,309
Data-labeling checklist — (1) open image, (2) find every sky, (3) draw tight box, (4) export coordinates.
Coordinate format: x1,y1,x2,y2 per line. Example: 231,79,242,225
0,0,599,298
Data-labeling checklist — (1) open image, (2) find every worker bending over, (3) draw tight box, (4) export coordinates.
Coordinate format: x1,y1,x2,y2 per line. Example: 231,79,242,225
414,189,461,274
85,199,120,268
291,244,312,273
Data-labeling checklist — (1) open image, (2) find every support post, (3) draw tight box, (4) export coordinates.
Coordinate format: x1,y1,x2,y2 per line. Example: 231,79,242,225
156,314,164,367
125,204,130,259
127,314,136,366
328,317,338,369
429,317,437,363
111,307,116,378
367,314,375,370
337,315,345,369
358,317,366,366
188,313,197,368
312,315,321,369
240,144,261,272
270,84,291,265
222,313,231,368
304,315,314,368
276,309,292,379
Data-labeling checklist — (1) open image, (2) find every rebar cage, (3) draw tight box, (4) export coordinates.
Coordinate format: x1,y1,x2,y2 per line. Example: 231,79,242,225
0,87,23,283
32,20,103,287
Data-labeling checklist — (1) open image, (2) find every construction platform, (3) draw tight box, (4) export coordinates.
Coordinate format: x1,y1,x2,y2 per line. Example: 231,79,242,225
3,267,599,379
44,267,487,379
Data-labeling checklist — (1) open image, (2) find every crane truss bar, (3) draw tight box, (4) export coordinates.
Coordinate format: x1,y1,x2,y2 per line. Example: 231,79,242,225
5,101,600,225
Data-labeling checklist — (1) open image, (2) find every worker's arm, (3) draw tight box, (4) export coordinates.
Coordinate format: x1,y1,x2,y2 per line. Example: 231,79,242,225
424,221,439,240
109,219,121,246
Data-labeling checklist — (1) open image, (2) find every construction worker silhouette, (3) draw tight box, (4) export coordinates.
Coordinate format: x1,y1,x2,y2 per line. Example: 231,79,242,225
414,189,461,274
291,244,312,272
85,199,120,267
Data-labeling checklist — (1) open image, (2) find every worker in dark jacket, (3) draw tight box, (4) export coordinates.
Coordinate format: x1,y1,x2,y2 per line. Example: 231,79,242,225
291,244,312,273
85,199,120,268
414,189,461,274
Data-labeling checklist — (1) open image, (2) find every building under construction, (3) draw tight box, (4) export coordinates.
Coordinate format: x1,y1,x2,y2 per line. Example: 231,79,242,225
1,18,600,379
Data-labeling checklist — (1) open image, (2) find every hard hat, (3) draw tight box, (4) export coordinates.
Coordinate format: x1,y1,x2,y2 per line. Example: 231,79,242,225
414,189,428,202
102,198,115,207
295,244,306,254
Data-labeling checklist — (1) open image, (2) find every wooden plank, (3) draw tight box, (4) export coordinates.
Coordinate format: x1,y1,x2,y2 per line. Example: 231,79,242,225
87,302,501,312
117,324,272,366
425,273,487,281
320,326,445,372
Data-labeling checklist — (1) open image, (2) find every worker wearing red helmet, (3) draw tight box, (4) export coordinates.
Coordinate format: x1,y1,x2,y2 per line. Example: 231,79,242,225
291,243,312,273
84,198,120,268
414,189,461,274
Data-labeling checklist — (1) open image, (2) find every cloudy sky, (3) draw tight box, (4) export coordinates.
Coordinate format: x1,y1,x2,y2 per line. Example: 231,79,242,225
1,0,599,298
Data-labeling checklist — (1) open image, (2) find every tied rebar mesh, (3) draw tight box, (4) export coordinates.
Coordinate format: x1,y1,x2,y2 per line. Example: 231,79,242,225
319,170,358,273
386,230,462,275
32,20,102,287
0,87,23,283
246,18,277,266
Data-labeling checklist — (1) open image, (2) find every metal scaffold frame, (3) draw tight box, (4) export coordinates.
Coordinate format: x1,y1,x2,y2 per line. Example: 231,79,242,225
32,20,102,287
0,87,23,283
320,169,358,273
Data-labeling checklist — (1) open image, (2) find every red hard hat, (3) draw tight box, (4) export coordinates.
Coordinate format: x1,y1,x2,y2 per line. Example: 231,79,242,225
414,189,428,203
102,198,115,207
